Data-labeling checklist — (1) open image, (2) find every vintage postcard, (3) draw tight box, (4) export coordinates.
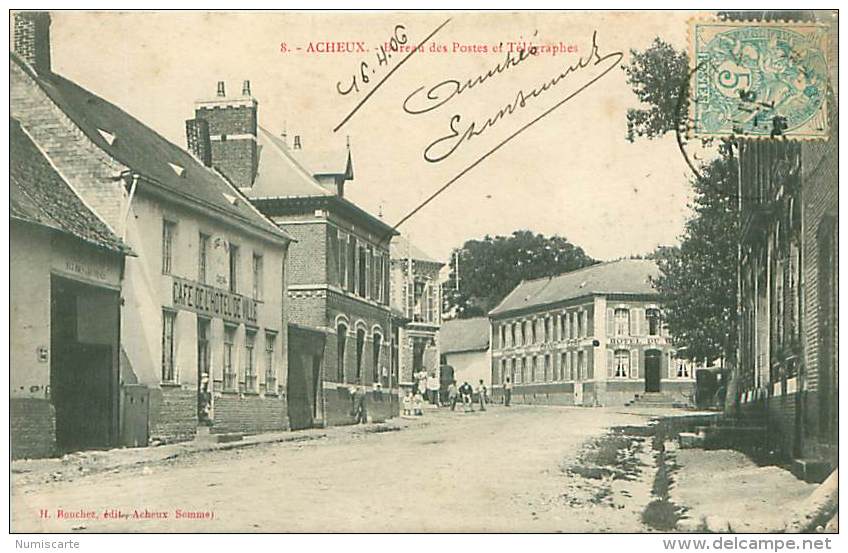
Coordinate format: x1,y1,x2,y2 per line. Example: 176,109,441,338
7,8,839,539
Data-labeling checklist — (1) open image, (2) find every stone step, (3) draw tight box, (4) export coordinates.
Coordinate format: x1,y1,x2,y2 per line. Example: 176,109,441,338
791,459,834,484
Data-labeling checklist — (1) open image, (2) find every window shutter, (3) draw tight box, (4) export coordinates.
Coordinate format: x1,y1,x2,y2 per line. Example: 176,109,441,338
607,349,614,378
606,308,614,336
631,308,640,335
631,349,639,379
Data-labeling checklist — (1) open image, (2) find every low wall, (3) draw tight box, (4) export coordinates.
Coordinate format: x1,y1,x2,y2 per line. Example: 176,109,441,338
11,398,56,459
212,393,289,435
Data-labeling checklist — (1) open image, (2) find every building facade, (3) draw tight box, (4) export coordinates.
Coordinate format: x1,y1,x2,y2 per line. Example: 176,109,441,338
733,13,837,467
489,259,696,406
188,84,399,427
10,118,132,459
11,12,294,452
390,236,443,392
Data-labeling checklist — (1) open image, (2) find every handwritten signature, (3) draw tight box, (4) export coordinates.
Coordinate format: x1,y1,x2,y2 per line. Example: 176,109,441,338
390,30,623,231
410,31,622,164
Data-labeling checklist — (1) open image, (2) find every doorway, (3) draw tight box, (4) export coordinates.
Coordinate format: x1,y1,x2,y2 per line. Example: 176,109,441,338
50,276,119,451
197,318,212,425
644,350,661,392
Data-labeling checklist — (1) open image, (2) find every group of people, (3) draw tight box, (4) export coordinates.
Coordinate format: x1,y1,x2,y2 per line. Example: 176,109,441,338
401,372,490,416
446,379,489,412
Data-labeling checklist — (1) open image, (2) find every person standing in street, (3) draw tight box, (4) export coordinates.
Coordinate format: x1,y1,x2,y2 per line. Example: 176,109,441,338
459,381,474,412
504,377,512,407
477,379,488,412
427,372,440,406
447,380,458,411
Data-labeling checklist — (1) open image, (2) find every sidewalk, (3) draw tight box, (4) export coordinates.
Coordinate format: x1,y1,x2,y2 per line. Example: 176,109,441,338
11,416,428,489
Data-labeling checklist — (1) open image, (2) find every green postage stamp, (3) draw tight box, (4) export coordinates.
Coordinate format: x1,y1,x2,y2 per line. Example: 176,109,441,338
690,20,830,140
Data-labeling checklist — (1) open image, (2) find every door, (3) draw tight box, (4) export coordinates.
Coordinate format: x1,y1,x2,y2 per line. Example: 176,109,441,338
645,350,661,392
197,318,211,424
574,381,584,406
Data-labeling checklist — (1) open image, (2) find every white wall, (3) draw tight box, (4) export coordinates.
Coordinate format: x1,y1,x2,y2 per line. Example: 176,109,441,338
445,350,491,388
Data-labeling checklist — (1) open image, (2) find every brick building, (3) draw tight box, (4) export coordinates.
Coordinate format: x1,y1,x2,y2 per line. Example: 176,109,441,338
10,118,133,459
489,259,697,406
733,13,837,470
188,84,399,427
11,12,294,452
390,235,444,393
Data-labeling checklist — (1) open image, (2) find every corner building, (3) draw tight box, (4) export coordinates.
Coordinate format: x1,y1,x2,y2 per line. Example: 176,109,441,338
489,259,696,406
189,82,398,428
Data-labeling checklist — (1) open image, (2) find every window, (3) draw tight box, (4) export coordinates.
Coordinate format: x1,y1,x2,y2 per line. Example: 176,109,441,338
348,236,357,292
252,254,263,300
374,251,384,303
614,308,630,336
355,328,366,383
577,311,584,337
228,243,240,293
244,331,257,392
161,310,176,382
162,220,176,274
372,333,382,383
531,356,538,381
511,358,517,383
265,333,277,393
562,352,570,381
339,232,348,290
545,354,551,381
358,245,367,297
337,324,347,382
647,308,661,336
545,317,552,343
577,351,585,379
614,349,630,378
500,325,506,349
510,323,516,347
198,233,210,283
531,320,537,344
223,326,237,391
676,359,691,378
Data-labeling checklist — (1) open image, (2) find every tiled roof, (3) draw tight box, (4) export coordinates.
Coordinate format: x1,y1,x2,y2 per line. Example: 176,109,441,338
10,118,131,254
12,54,290,244
489,259,659,317
390,234,443,265
289,144,353,179
440,317,490,354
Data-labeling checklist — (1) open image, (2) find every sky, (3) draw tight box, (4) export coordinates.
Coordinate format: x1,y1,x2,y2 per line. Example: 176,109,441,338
48,11,705,262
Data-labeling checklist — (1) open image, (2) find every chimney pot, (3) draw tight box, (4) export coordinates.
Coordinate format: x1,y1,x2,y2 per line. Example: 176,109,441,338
242,80,251,96
293,135,302,150
216,81,226,97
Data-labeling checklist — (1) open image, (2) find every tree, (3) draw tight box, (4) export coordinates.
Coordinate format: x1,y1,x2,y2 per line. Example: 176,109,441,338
622,38,689,143
652,158,739,363
443,231,596,319
622,39,740,364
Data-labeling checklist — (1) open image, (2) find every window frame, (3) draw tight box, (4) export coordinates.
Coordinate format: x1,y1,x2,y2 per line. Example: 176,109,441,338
162,219,177,275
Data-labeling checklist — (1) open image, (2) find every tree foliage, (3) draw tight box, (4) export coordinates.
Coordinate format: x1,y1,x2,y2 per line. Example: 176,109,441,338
443,231,596,319
622,38,689,142
652,157,739,363
623,38,740,364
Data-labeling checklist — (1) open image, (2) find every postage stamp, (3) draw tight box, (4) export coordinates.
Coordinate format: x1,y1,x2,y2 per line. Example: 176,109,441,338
689,20,830,140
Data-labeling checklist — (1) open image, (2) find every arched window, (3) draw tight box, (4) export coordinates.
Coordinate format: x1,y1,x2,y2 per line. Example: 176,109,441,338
336,323,348,383
372,333,382,384
614,349,630,378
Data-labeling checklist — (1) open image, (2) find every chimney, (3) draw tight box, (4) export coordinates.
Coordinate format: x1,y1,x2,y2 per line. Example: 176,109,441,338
185,118,212,166
14,11,52,74
193,81,259,187
293,135,302,150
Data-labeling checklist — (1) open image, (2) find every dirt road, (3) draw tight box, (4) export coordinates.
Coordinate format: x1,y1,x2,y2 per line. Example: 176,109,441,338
12,405,661,532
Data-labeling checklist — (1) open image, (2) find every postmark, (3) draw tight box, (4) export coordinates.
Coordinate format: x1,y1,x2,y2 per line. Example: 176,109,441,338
689,20,829,140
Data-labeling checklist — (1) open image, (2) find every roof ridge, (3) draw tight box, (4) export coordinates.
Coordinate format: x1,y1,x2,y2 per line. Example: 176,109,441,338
519,258,624,286
258,125,332,197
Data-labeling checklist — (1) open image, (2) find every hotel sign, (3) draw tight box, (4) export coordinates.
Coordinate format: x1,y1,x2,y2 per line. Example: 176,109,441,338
171,276,258,324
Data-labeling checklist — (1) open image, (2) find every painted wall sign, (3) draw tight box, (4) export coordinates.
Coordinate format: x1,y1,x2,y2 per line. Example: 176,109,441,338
171,276,258,324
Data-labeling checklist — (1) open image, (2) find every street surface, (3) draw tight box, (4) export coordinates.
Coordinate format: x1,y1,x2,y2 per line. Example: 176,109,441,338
13,405,665,532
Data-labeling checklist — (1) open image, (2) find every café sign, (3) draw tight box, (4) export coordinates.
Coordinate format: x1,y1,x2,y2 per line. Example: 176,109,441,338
171,276,258,324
